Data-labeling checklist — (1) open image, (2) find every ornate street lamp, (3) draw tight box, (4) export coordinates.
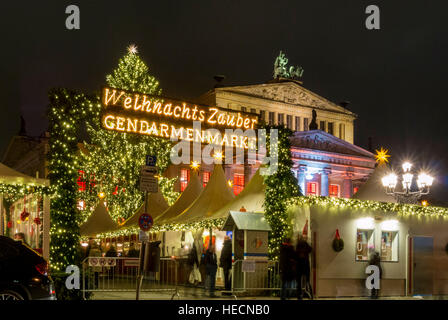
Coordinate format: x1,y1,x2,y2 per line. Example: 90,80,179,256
381,162,434,204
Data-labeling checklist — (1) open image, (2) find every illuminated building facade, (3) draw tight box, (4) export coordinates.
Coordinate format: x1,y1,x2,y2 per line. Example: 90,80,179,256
166,79,375,196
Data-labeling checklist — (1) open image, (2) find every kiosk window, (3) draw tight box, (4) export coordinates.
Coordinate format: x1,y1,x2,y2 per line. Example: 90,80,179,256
381,231,398,262
356,229,375,261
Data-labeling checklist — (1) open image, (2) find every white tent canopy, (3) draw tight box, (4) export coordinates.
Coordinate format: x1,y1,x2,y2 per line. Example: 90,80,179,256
166,164,234,225
353,161,397,203
209,169,265,220
0,162,48,186
80,202,119,236
121,189,169,228
155,171,203,225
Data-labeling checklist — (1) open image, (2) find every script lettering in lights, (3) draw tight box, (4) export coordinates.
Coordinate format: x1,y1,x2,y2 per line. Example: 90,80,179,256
102,87,258,130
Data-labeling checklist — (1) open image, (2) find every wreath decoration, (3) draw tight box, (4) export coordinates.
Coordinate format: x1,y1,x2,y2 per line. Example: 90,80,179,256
332,229,344,252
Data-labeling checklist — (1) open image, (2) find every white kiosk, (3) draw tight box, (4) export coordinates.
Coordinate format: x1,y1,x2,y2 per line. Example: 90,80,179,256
222,211,271,292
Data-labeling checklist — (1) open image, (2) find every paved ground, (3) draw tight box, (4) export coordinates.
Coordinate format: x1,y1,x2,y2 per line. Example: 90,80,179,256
90,288,448,300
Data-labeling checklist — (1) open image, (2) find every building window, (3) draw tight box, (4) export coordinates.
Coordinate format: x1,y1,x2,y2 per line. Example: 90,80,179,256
329,184,340,197
278,113,284,125
233,173,245,196
250,108,257,114
241,106,247,112
202,171,211,188
328,122,334,135
320,121,326,131
381,231,398,262
304,118,309,131
356,229,375,261
295,116,301,131
180,169,190,192
269,112,275,125
339,123,345,140
286,115,293,130
260,110,266,122
306,182,319,195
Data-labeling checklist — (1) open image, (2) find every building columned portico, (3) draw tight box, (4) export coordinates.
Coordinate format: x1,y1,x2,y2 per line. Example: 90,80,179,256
291,130,376,198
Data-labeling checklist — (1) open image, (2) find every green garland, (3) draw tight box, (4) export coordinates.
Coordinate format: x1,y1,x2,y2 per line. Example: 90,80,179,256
263,125,301,260
287,196,448,218
86,218,226,240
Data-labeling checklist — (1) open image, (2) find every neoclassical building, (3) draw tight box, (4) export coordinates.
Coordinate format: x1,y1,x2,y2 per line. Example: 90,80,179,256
170,78,376,197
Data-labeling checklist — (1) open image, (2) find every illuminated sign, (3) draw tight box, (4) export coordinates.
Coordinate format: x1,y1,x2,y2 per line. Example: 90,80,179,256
101,87,259,149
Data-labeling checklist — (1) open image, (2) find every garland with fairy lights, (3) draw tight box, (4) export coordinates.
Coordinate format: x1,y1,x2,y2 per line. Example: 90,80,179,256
262,125,301,260
47,47,179,272
286,196,448,218
88,218,226,240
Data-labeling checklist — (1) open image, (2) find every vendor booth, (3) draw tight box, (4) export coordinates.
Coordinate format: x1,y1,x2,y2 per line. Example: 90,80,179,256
0,162,50,259
222,210,271,291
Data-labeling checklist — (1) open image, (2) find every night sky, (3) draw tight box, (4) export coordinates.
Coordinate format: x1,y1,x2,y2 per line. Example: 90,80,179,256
1,1,447,201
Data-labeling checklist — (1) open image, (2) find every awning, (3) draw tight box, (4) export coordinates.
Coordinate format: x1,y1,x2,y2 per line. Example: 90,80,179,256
222,211,271,231
155,171,203,225
166,164,234,225
0,162,49,186
121,190,169,228
209,169,265,220
353,161,397,203
80,202,119,236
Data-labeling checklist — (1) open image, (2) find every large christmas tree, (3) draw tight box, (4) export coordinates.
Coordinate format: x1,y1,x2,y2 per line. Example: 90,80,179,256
47,46,179,278
79,45,179,223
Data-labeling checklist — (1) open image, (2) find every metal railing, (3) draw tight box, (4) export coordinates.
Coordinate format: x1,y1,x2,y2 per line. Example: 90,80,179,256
81,257,180,299
231,259,281,294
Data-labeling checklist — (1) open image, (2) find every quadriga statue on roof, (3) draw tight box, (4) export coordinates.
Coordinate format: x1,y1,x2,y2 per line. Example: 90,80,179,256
273,50,304,80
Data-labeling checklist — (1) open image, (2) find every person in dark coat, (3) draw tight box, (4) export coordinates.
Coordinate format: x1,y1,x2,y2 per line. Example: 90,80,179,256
204,244,218,297
368,251,382,299
295,234,312,299
219,236,233,292
280,237,296,300
105,245,118,257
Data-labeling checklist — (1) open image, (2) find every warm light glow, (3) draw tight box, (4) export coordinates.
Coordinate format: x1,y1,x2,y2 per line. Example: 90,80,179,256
214,151,223,161
402,162,412,172
375,147,390,163
382,173,397,189
421,200,429,207
81,242,89,247
127,44,138,54
227,180,233,188
98,192,106,199
381,219,399,231
190,161,200,170
417,172,434,189
402,173,413,189
357,217,375,229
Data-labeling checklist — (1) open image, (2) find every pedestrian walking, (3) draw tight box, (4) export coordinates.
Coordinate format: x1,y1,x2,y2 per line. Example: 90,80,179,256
279,237,296,300
219,236,232,294
368,251,382,299
204,244,218,298
295,221,312,300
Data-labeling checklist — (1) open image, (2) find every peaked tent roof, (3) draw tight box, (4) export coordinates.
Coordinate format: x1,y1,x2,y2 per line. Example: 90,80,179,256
0,162,48,186
165,164,234,225
121,189,169,228
208,169,265,220
155,171,203,225
80,202,120,236
353,161,397,203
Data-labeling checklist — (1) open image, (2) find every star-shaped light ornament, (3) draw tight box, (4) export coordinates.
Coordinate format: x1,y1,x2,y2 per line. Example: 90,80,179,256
375,147,391,164
127,44,138,54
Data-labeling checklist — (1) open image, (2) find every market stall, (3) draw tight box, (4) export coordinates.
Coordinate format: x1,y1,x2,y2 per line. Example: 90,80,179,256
0,162,50,259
